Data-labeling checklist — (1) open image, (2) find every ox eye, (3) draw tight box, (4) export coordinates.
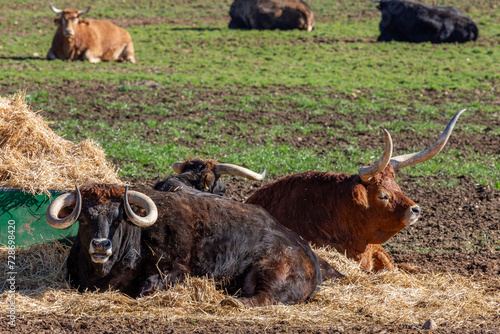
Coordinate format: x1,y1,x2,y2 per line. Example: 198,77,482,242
378,194,389,201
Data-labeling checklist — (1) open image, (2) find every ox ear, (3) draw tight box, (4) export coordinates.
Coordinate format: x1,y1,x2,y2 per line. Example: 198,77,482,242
54,18,61,25
353,184,369,209
79,18,90,25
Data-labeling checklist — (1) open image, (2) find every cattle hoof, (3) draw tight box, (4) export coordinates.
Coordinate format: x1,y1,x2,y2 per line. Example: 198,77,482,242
220,296,246,309
397,263,421,274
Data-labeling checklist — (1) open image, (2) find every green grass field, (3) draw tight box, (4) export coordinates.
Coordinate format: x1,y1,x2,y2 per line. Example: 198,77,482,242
0,0,498,188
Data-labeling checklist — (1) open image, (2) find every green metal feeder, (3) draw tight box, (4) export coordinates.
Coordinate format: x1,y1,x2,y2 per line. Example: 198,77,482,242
0,188,78,247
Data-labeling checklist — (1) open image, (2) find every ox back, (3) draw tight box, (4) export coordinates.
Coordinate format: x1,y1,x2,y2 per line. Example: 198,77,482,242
153,158,343,281
229,0,315,31
375,0,478,43
61,184,322,307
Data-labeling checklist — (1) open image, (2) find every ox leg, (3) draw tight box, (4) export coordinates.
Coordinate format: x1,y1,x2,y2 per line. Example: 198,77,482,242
372,245,421,273
359,244,396,271
46,49,57,60
138,274,167,296
83,50,101,64
317,256,344,281
123,42,136,64
371,244,396,271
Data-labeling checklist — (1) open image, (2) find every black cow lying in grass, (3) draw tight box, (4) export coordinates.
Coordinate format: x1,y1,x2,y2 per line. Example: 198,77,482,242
373,0,478,43
154,158,344,281
46,183,334,307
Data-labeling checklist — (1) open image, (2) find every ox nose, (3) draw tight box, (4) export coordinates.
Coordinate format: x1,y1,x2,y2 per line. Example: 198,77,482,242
91,238,112,252
411,206,421,216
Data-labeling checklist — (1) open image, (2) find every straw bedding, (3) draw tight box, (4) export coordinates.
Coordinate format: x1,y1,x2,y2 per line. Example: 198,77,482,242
1,242,498,331
0,92,122,195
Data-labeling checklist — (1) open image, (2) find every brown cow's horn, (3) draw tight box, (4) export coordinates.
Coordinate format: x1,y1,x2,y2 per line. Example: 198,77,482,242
358,129,393,182
46,185,82,229
123,186,158,227
390,109,466,171
49,2,63,14
78,6,91,15
214,163,266,181
172,162,184,174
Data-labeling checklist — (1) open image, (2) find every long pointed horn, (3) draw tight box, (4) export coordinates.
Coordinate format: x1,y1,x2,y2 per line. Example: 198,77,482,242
78,6,91,15
390,109,466,171
124,186,158,228
214,163,266,181
358,129,393,182
49,2,63,14
46,185,82,229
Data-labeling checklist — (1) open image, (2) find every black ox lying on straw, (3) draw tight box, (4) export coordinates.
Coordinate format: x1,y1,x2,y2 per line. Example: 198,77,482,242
154,157,344,281
46,183,340,307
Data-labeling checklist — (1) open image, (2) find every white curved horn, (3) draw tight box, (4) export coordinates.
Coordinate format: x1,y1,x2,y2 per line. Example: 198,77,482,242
124,186,158,228
49,2,63,14
46,185,81,229
214,163,266,181
390,109,466,171
358,129,393,182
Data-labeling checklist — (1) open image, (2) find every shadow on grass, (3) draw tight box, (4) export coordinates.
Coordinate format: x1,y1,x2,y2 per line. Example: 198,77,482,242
0,56,44,61
169,27,224,32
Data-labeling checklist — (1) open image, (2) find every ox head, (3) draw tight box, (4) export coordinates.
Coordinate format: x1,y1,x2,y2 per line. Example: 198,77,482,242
352,109,465,244
49,3,91,38
157,158,266,195
46,184,158,273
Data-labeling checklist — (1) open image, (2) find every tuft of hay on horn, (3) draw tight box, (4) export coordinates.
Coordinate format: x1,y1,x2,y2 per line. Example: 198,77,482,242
1,242,498,331
0,91,123,195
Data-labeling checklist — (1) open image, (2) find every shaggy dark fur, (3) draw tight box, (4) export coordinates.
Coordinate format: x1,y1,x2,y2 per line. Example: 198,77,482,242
64,184,324,307
229,0,315,31
375,0,478,43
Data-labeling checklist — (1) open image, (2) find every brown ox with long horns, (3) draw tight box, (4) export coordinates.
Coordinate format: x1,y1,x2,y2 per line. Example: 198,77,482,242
46,3,136,63
246,110,466,272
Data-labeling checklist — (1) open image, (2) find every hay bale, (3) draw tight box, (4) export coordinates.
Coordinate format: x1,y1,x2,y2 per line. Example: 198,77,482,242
0,91,123,194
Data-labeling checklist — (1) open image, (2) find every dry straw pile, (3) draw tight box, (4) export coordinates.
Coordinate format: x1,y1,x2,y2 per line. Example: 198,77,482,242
0,92,123,195
1,242,498,331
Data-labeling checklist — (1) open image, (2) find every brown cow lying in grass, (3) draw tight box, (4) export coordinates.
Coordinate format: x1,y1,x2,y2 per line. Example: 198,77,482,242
46,3,136,63
246,110,466,272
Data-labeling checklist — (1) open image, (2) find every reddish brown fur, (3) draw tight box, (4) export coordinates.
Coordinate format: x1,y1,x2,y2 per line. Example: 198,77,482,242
246,164,418,272
47,8,135,63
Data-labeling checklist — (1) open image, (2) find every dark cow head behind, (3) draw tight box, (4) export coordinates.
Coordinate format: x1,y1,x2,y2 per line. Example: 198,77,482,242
154,158,266,196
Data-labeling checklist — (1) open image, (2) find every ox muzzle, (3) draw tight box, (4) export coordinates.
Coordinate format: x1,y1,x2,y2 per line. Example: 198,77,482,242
89,238,113,263
406,205,421,226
